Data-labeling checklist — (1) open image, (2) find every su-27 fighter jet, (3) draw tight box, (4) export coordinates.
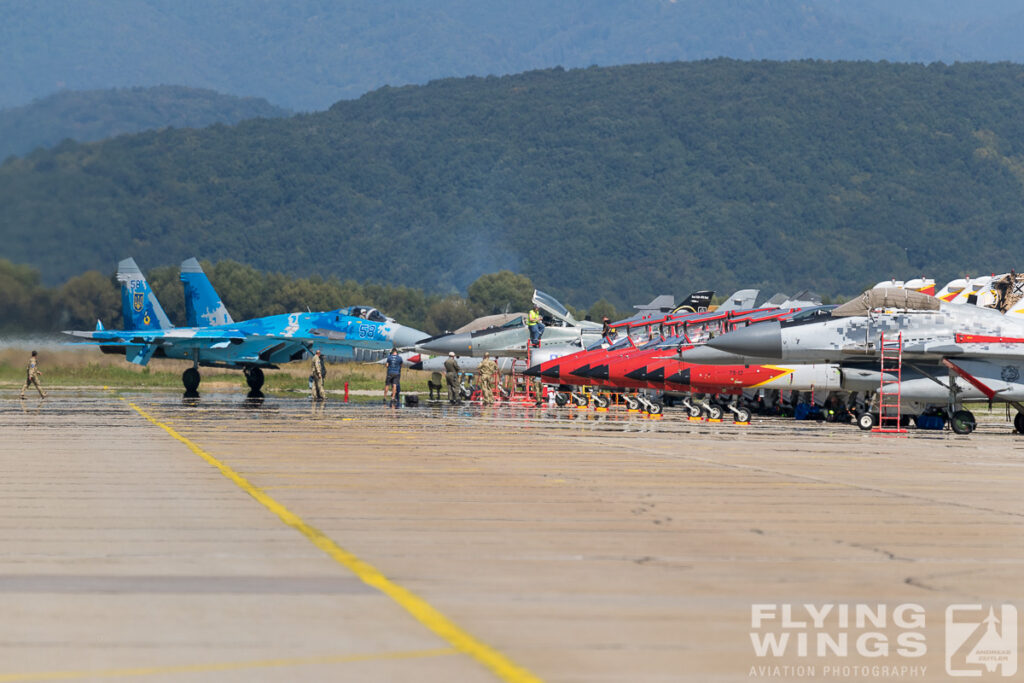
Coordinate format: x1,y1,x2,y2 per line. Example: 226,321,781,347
65,258,428,396
681,285,1024,434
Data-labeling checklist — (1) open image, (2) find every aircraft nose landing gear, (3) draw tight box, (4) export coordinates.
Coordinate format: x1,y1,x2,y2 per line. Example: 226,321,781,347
182,367,201,398
949,409,976,435
244,367,265,399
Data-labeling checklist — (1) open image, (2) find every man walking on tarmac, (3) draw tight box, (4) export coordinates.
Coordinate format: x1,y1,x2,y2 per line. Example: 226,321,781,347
526,304,544,348
477,352,498,406
20,350,46,399
384,347,402,407
310,349,326,401
444,352,462,405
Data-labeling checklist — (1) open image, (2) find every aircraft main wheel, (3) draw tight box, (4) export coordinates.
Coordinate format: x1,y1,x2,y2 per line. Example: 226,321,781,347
245,367,265,392
950,409,976,435
1015,412,1024,434
733,407,752,423
182,368,201,393
706,404,723,420
647,403,663,415
554,392,568,407
857,411,875,431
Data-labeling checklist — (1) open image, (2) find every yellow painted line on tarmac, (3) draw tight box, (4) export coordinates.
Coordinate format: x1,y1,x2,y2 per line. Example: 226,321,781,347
121,399,543,683
0,647,457,681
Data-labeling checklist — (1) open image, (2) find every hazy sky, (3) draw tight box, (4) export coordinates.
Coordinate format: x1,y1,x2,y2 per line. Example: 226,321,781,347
3,0,1024,110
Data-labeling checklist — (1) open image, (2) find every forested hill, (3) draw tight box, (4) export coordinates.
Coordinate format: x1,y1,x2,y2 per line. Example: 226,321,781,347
0,86,289,160
3,60,1024,308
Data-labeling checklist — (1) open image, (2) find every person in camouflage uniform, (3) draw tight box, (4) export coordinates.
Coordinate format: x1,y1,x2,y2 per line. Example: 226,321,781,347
20,350,46,399
310,350,325,401
477,352,499,406
444,352,462,405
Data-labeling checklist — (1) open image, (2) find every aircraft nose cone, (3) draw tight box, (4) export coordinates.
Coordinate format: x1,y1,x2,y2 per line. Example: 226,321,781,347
417,332,474,356
392,325,430,349
586,364,609,380
522,364,542,377
678,346,751,365
705,320,783,359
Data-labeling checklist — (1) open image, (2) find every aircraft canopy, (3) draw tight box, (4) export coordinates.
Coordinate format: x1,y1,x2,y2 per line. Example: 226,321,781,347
533,290,579,326
337,306,389,323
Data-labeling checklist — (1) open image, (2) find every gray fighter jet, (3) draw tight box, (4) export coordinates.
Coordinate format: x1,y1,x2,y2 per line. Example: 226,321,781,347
682,287,1024,434
416,289,603,359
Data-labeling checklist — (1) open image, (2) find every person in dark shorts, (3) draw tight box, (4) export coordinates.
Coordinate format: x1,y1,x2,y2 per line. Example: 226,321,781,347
384,348,403,407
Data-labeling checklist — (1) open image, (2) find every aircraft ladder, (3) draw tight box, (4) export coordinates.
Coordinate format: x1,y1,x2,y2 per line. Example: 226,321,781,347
873,332,907,434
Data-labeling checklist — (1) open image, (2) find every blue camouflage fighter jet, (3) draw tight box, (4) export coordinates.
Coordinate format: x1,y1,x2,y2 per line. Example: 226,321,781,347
65,258,428,395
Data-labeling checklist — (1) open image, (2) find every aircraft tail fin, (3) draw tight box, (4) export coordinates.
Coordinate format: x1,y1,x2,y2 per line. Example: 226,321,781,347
672,290,714,314
117,258,173,331
95,319,105,331
180,258,234,327
717,289,759,312
634,295,676,313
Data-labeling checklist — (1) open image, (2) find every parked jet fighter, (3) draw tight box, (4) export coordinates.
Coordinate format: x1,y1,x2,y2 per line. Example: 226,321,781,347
66,258,428,395
416,289,604,358
682,287,1024,434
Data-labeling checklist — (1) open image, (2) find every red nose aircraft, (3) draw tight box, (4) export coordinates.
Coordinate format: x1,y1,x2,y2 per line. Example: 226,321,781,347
524,305,829,398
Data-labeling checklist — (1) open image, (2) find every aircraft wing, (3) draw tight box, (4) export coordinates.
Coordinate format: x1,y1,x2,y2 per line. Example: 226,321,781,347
65,328,248,346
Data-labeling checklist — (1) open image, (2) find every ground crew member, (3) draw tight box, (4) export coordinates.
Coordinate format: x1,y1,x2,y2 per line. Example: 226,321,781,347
477,352,498,406
310,349,325,401
601,316,616,340
532,375,544,407
526,304,544,348
384,348,402,407
428,371,443,401
20,350,46,399
444,352,462,405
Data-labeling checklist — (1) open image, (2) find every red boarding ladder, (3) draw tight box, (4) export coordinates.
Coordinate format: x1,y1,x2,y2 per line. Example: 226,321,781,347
873,332,906,433
507,343,541,404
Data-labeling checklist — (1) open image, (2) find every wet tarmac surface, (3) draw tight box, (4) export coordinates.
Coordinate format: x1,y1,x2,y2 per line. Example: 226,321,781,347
2,389,1024,681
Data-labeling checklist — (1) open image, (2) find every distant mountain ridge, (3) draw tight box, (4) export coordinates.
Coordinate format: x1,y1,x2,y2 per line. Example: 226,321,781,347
3,60,1024,308
2,0,1024,112
0,86,289,160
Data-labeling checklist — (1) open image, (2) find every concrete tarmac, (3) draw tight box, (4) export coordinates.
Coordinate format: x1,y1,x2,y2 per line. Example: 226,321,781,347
2,390,1023,682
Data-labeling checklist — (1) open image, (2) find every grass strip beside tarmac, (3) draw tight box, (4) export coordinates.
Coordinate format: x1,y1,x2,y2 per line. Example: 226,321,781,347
0,348,431,393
